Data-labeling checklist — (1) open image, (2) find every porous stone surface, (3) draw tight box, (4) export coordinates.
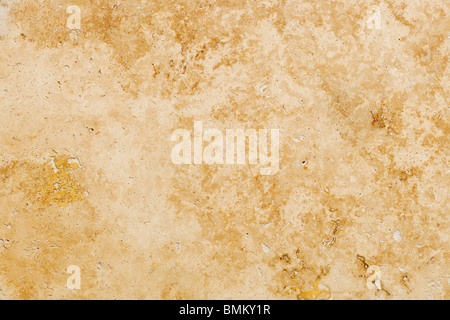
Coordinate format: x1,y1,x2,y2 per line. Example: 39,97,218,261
0,0,448,299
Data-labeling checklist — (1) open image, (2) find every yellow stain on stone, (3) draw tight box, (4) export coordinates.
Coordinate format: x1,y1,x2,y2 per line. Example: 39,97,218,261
48,155,85,206
297,279,331,301
1,155,85,206
0,155,102,299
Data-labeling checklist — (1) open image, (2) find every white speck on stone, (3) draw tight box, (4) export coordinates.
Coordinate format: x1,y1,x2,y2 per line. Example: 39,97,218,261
318,283,330,291
259,84,269,95
374,279,382,290
50,158,58,173
393,229,402,241
68,157,81,168
293,136,305,142
262,243,271,253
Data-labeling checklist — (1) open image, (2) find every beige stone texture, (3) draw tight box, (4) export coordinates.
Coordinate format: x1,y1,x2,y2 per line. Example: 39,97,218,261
0,0,448,299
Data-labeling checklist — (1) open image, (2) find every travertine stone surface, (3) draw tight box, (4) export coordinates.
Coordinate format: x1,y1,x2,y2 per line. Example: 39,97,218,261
0,0,448,299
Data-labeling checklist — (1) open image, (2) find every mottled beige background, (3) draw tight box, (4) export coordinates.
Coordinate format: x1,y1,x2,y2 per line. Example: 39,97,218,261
0,0,448,300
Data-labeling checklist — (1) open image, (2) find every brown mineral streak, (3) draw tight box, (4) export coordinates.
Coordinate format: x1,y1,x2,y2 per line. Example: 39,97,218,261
0,0,448,299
